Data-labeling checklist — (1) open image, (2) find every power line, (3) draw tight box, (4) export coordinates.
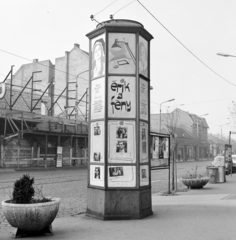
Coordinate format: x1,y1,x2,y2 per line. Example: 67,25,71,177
94,0,118,16
0,48,89,83
137,0,236,87
112,0,136,16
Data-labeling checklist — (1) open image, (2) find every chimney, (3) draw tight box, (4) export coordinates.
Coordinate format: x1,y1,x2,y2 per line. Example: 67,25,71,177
74,43,80,49
33,59,38,63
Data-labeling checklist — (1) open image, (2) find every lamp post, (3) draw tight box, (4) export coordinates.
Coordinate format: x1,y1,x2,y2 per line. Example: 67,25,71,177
159,98,175,132
217,52,236,58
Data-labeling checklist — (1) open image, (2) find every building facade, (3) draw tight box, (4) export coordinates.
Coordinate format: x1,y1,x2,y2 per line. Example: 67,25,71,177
0,44,89,168
151,108,209,161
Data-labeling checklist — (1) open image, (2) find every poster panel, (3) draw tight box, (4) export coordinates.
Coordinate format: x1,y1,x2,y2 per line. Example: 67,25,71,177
91,34,106,80
140,121,149,163
90,165,104,187
108,166,136,187
151,136,169,167
139,36,148,78
140,78,148,121
140,165,149,186
90,121,104,163
108,120,136,163
108,33,136,74
91,77,105,120
108,76,136,118
56,146,62,167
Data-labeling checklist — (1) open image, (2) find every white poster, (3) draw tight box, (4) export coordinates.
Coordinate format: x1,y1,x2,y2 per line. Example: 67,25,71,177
91,77,105,120
108,33,136,74
108,166,136,187
90,165,104,187
140,165,149,186
57,146,63,167
140,122,149,163
140,78,148,121
108,76,136,118
153,137,159,159
108,120,136,163
91,34,106,80
139,36,148,78
90,121,104,163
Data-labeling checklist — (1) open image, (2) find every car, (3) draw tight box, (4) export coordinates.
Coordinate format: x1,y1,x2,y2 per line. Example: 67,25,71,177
212,155,225,166
232,155,236,173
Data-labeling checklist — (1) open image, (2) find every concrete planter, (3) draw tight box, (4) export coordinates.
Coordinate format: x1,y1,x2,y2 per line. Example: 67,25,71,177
181,177,209,189
2,198,60,237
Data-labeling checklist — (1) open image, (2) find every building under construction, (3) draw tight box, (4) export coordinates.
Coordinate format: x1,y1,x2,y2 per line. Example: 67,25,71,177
0,44,89,169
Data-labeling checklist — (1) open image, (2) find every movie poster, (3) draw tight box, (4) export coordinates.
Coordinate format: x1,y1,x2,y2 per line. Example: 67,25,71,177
140,165,149,186
91,34,106,80
107,166,136,187
108,120,136,163
108,76,136,118
108,33,136,74
140,78,148,121
90,165,104,187
91,77,105,120
90,121,104,163
140,122,148,162
139,36,148,78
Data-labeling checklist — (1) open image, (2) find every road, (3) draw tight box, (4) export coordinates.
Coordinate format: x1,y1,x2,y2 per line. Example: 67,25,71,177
0,159,212,229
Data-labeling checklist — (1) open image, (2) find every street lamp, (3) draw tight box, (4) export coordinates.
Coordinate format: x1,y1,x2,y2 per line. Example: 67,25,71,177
159,98,175,132
217,52,236,58
220,122,230,141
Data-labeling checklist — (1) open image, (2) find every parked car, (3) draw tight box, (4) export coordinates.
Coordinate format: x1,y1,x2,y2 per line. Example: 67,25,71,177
211,155,225,166
232,155,236,173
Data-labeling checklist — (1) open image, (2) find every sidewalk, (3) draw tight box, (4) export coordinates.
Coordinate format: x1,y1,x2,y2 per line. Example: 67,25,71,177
1,173,236,240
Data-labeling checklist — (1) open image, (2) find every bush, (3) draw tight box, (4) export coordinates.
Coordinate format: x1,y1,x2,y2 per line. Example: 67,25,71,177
182,165,206,179
12,174,35,203
7,174,51,204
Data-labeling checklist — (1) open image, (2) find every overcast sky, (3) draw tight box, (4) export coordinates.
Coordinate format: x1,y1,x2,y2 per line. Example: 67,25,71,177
1,0,236,138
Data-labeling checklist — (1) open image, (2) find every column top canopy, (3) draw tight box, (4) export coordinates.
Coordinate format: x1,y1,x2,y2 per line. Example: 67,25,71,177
87,19,153,41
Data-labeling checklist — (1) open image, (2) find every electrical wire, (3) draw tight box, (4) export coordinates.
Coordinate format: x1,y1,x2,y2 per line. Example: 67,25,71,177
151,96,236,107
112,0,136,16
93,0,118,16
137,0,236,87
0,48,89,84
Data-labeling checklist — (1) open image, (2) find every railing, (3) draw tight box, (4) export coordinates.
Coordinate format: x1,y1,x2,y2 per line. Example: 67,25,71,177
3,157,88,168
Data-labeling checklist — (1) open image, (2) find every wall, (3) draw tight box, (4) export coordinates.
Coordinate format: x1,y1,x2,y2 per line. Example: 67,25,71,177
54,44,89,118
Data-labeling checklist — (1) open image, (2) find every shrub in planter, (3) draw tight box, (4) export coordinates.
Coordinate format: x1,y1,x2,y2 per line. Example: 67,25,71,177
2,174,60,238
181,166,209,189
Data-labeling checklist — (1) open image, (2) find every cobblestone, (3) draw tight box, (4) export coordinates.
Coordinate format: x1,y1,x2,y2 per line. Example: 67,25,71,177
0,160,212,229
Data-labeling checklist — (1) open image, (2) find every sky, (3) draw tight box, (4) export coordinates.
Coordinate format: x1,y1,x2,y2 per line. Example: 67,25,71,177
1,0,236,138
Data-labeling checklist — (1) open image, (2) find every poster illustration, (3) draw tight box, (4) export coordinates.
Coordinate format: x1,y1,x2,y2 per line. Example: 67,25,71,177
91,77,105,120
140,122,149,163
91,34,105,80
90,121,104,163
140,165,149,186
108,120,136,163
108,76,136,118
139,36,148,78
108,166,136,187
90,165,104,187
140,78,148,121
108,33,136,74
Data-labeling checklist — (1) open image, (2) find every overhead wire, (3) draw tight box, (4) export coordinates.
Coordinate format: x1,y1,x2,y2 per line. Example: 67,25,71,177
112,0,136,16
0,48,89,83
137,0,236,87
93,0,118,17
